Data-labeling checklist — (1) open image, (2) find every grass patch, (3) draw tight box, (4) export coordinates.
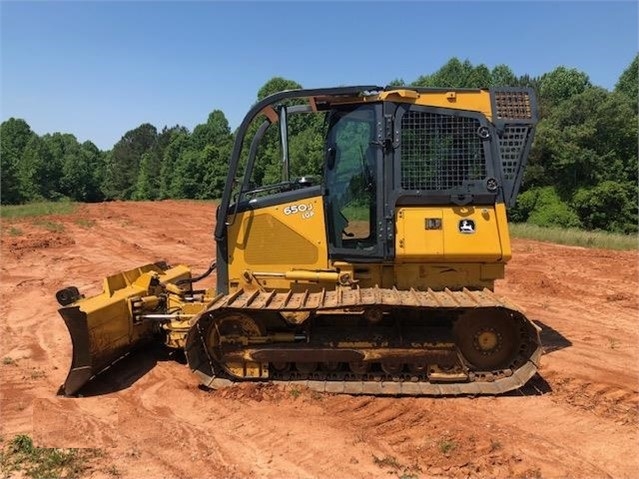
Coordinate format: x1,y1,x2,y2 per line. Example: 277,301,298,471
373,455,401,469
519,467,543,479
105,464,121,477
510,223,637,251
309,390,324,401
32,219,65,233
2,357,16,366
74,218,96,228
0,434,102,479
372,454,421,478
289,386,301,399
29,368,47,380
0,201,76,219
438,438,457,455
6,226,23,236
342,205,369,221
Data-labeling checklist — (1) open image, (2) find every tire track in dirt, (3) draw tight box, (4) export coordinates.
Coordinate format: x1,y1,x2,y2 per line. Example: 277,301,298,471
544,371,639,426
32,397,119,448
487,394,636,478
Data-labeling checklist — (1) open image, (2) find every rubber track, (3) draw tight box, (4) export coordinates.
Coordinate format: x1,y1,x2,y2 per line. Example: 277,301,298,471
187,287,542,396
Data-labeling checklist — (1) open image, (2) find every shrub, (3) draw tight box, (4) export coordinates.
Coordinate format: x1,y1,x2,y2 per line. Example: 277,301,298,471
572,181,638,233
510,186,581,228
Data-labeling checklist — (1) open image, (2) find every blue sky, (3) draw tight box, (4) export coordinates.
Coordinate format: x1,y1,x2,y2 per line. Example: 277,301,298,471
1,1,637,150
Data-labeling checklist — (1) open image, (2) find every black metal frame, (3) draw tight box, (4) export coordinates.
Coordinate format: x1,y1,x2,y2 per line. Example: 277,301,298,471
215,86,383,293
323,102,387,262
489,87,538,206
391,103,501,203
215,85,383,240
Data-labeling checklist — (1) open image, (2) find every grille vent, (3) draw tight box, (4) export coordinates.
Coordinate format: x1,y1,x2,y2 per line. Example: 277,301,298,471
400,112,486,191
494,90,532,120
499,125,531,181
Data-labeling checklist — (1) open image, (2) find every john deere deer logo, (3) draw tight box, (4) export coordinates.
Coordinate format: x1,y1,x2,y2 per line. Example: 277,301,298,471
459,219,475,234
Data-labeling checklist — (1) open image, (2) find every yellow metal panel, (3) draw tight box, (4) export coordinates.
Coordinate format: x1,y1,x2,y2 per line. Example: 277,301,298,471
443,206,502,261
480,263,505,281
395,206,504,262
381,89,493,121
393,263,497,290
396,208,444,258
495,202,512,261
331,89,494,121
227,196,329,290
244,215,318,265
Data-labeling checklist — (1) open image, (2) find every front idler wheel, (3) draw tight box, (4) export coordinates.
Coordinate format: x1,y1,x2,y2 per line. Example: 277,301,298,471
206,312,264,374
453,310,520,371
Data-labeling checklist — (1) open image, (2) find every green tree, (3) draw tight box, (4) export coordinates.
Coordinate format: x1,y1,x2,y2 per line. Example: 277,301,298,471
387,78,406,87
81,141,106,202
413,58,492,88
413,58,466,87
102,123,158,199
515,73,541,91
191,111,232,151
133,152,154,200
490,64,517,86
44,133,81,199
175,110,234,199
524,85,637,233
172,149,204,199
466,63,491,88
572,181,637,233
17,135,59,201
257,77,302,101
510,186,581,228
157,125,188,157
0,118,35,204
614,54,638,112
289,119,326,179
243,77,305,188
160,131,191,199
529,87,637,192
57,135,105,202
155,125,189,196
539,66,591,106
199,144,232,199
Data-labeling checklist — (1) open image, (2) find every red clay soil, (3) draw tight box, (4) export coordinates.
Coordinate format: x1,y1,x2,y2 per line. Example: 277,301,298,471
1,200,637,478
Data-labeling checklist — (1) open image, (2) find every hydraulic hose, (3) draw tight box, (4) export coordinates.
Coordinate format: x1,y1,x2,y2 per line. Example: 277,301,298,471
175,261,217,286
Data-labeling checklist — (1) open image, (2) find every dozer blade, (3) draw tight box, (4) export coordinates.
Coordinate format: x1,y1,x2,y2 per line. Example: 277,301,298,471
57,262,191,395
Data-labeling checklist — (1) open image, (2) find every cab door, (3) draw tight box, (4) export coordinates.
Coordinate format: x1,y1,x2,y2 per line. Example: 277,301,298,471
324,103,386,261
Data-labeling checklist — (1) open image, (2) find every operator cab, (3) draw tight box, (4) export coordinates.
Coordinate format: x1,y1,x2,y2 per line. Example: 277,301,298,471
217,86,536,276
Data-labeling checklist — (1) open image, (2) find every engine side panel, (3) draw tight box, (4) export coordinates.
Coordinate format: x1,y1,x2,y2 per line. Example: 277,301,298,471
395,203,511,262
226,194,330,292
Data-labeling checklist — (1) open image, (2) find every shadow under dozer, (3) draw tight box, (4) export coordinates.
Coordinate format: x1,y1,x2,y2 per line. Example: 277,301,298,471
535,320,573,355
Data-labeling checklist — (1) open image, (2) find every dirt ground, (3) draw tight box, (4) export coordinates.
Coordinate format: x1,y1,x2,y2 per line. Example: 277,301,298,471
1,200,637,479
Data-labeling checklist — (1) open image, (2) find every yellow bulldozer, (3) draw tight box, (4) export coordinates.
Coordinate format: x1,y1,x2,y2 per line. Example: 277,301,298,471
56,85,541,396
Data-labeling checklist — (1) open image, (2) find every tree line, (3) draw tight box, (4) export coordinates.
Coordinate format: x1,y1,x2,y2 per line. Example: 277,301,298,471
1,56,637,234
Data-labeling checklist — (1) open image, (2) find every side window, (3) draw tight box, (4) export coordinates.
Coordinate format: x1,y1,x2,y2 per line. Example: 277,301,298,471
325,107,377,250
243,112,328,195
